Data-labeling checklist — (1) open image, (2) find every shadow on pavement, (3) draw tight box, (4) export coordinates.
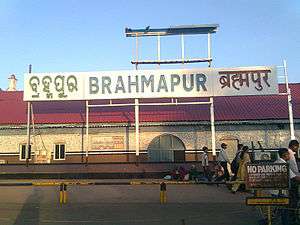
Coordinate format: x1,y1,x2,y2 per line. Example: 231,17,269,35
13,188,41,225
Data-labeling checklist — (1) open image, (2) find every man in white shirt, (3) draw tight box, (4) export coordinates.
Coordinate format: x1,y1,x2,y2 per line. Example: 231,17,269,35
216,143,230,181
288,139,299,176
273,148,299,187
272,148,300,225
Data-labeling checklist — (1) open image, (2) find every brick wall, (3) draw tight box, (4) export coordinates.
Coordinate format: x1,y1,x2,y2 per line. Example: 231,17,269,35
0,122,297,164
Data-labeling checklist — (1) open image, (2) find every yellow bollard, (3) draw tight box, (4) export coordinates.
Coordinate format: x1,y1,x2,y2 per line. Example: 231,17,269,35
59,183,63,204
163,190,167,203
160,182,167,204
63,183,67,204
267,206,272,225
160,191,164,203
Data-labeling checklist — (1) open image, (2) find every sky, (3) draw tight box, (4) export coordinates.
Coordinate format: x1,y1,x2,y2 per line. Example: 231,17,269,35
0,0,299,90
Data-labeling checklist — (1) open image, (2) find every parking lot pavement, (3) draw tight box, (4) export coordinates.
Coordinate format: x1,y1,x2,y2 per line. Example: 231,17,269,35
0,181,259,225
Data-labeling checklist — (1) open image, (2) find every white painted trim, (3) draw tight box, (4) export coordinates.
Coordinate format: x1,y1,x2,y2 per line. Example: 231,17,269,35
19,143,33,161
0,153,20,156
53,143,66,160
65,151,147,155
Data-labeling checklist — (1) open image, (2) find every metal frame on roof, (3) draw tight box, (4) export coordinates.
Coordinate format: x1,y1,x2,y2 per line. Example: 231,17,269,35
125,24,219,68
125,24,219,37
123,24,218,162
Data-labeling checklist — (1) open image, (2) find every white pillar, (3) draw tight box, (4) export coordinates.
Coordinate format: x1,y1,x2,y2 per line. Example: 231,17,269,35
135,98,140,161
85,100,89,163
26,64,32,166
284,60,295,139
210,97,216,156
157,34,161,62
135,36,139,70
181,34,185,63
26,102,31,165
208,33,212,67
134,37,140,162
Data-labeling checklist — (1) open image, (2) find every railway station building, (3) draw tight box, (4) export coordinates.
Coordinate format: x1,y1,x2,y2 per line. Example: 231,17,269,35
0,75,299,165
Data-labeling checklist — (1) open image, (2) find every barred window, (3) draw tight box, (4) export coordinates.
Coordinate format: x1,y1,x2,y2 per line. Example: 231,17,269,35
54,144,65,160
19,144,31,161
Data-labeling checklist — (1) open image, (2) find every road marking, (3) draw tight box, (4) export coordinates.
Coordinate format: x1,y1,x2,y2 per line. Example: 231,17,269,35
40,217,177,223
0,217,11,221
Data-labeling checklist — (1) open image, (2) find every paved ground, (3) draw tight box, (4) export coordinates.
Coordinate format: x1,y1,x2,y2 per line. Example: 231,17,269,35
0,180,260,225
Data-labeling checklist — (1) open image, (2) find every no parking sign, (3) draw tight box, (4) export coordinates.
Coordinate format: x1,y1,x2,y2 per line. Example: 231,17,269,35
245,163,289,190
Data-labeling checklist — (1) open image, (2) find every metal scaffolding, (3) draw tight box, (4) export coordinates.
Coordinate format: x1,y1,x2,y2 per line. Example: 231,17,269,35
24,25,295,166
83,24,219,163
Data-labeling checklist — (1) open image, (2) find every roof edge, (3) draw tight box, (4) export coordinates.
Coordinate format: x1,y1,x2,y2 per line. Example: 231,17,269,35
0,119,299,130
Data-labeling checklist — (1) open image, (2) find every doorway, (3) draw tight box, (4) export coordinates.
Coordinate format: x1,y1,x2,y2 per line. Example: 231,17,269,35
147,134,186,162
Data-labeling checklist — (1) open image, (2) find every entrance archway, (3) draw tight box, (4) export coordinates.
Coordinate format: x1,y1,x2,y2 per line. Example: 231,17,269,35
147,134,186,162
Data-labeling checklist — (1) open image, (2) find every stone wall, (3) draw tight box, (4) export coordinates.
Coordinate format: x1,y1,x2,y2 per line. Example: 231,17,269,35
0,122,297,163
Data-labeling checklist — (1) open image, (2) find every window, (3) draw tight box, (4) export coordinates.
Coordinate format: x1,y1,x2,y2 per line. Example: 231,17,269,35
147,134,186,162
19,144,31,161
54,144,65,160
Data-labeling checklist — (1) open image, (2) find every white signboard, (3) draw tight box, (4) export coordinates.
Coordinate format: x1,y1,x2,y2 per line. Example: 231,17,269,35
23,66,278,101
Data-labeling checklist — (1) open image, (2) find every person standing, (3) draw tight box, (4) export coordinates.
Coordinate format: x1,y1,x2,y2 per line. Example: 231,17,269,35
270,148,300,225
231,143,243,181
288,139,299,176
201,146,210,181
231,146,251,193
216,143,230,181
287,139,300,224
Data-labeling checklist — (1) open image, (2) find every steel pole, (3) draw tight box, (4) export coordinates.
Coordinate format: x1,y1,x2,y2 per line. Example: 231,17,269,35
135,98,140,163
210,97,216,156
135,36,139,70
134,35,140,163
26,102,31,166
85,100,89,164
284,60,295,139
157,34,161,62
26,64,32,166
208,33,212,67
181,34,185,63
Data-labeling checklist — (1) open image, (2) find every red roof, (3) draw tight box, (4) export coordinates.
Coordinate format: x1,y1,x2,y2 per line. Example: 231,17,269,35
0,84,299,125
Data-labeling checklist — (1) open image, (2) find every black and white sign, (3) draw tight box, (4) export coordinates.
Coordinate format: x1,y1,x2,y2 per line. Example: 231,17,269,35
24,66,278,101
246,163,289,189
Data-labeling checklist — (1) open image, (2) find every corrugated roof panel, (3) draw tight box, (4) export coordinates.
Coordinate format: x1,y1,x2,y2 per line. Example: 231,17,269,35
0,84,299,125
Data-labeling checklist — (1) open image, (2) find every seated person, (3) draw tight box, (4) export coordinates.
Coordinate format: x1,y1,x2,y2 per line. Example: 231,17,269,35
189,164,199,181
171,167,180,180
179,166,188,181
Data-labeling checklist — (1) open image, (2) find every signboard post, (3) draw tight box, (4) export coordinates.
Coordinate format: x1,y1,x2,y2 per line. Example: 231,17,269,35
246,196,289,206
245,163,290,225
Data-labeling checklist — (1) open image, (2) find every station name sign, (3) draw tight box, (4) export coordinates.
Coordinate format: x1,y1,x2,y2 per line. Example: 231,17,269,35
245,163,289,190
24,66,278,101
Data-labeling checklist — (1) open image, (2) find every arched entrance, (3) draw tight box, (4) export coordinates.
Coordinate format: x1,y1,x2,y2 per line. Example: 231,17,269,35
147,134,186,162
